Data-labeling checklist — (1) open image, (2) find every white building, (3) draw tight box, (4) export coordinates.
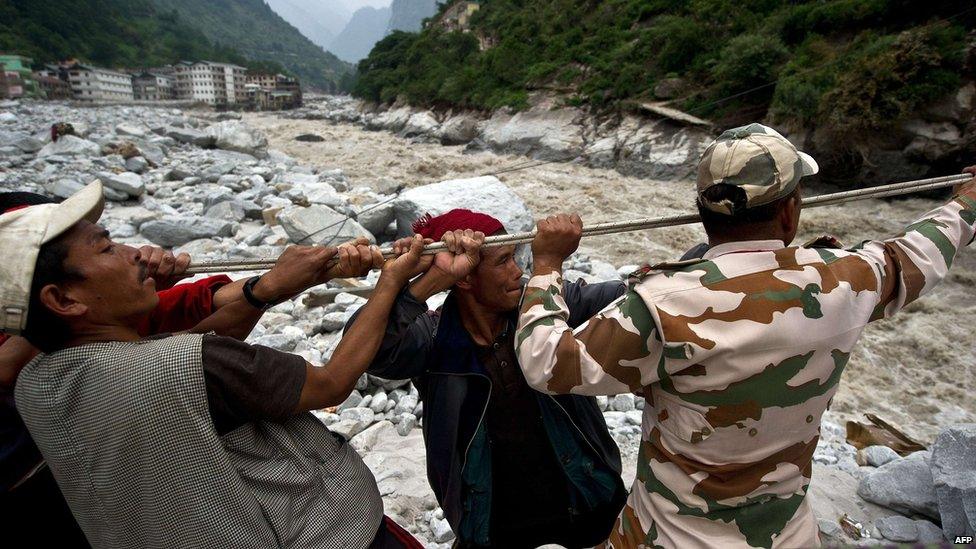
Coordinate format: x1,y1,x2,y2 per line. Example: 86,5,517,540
132,71,175,101
45,62,134,102
173,60,246,105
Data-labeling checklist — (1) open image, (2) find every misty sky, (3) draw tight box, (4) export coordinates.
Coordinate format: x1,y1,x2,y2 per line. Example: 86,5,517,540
333,0,391,10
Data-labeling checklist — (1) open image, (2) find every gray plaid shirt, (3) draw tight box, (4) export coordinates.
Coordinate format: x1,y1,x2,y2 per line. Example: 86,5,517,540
16,333,383,548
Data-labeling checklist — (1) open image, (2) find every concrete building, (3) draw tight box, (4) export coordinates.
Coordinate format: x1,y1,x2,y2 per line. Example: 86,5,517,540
0,54,40,98
132,71,175,101
244,73,302,110
43,61,134,102
174,61,246,105
34,73,73,100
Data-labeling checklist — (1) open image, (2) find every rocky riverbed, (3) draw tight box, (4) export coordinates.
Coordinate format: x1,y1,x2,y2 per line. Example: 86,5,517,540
1,97,974,545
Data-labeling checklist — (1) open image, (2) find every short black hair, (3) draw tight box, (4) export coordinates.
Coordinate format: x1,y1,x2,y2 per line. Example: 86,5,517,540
23,233,83,353
697,185,800,232
0,192,55,212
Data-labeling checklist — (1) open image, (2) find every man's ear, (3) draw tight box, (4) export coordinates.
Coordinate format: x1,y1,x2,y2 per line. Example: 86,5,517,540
38,283,88,320
455,273,474,291
779,195,801,242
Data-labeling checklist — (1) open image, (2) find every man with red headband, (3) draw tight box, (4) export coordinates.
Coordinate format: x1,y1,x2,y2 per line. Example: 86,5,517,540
347,208,628,548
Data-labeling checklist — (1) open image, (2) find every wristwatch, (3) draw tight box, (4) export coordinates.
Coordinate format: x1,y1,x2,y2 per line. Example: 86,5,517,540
242,275,274,311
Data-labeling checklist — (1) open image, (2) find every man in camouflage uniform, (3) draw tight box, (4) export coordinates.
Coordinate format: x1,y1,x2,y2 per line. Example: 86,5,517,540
515,123,976,548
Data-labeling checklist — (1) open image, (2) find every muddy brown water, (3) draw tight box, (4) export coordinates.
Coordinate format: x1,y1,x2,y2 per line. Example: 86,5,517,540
248,113,976,442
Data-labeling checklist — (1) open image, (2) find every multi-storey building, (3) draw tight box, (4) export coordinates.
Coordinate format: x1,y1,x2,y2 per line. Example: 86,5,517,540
43,61,134,101
132,71,175,101
33,73,73,100
173,61,246,105
245,73,302,110
0,54,40,98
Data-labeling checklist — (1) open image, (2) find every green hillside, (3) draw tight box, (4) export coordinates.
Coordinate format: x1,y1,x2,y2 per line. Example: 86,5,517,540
149,0,353,90
354,0,973,144
0,0,278,71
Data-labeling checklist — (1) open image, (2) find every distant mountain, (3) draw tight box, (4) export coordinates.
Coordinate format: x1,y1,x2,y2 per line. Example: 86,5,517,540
264,0,340,51
329,7,391,63
148,0,353,90
0,0,283,74
386,0,438,33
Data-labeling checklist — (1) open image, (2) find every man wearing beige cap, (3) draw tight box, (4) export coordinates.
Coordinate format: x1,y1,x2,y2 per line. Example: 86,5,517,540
515,123,976,548
0,180,441,548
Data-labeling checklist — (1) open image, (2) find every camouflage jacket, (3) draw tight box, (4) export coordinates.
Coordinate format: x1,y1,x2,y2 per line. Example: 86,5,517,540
516,189,976,549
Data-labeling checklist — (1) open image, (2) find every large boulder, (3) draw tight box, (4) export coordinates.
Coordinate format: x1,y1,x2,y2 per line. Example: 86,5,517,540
393,176,534,238
140,216,236,247
36,135,100,158
277,204,375,246
857,450,939,520
930,424,976,540
45,178,85,199
437,113,482,145
101,171,145,197
481,107,584,159
165,126,215,148
401,111,439,138
205,121,268,158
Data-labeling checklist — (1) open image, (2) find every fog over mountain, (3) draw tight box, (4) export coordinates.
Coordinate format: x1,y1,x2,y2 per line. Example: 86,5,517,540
329,6,392,63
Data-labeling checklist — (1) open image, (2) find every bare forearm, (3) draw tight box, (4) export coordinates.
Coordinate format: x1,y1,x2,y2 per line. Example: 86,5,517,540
212,278,247,308
184,299,262,340
297,279,402,410
0,336,40,389
409,270,454,301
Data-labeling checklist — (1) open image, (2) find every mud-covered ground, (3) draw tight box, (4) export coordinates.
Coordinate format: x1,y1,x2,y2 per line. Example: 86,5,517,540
248,113,976,443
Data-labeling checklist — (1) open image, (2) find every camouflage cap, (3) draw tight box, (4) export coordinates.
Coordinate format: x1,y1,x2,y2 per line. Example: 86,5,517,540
697,123,818,214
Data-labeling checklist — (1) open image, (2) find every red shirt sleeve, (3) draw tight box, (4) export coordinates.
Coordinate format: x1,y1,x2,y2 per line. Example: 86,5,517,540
137,275,233,336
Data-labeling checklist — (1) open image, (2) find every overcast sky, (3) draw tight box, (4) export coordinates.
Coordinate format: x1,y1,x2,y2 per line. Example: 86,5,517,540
333,0,392,10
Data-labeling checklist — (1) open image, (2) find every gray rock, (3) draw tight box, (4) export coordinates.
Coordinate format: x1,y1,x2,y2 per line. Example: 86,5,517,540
862,445,900,468
401,111,439,138
930,424,976,539
876,515,918,542
205,200,246,222
277,204,375,246
857,451,939,520
481,106,584,159
397,413,418,436
166,126,215,148
37,135,101,158
394,394,419,416
102,171,145,197
321,311,348,332
602,411,629,430
102,186,129,202
115,123,146,137
206,120,268,158
611,393,635,412
394,176,534,238
356,201,396,236
366,374,410,391
140,216,235,247
337,390,363,413
124,156,149,173
369,391,389,413
45,178,85,199
437,113,482,145
913,519,944,543
817,518,843,540
355,374,369,391
431,517,454,543
332,407,376,438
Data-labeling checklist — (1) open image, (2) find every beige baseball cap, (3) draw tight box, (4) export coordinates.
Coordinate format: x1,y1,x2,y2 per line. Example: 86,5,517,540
0,180,104,334
697,123,818,214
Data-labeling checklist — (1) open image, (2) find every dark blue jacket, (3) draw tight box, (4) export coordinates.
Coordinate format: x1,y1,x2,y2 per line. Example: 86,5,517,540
347,279,627,544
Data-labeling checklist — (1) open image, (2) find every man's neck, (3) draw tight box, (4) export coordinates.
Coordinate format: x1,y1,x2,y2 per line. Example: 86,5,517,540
64,323,143,349
455,294,509,346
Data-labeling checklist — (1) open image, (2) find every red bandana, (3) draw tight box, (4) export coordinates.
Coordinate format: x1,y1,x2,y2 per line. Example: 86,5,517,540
411,209,504,240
